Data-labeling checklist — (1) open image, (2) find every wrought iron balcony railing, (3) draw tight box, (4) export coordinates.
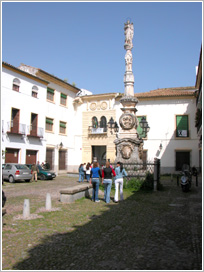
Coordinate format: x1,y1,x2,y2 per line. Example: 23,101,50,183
27,125,44,138
88,126,107,135
7,121,26,135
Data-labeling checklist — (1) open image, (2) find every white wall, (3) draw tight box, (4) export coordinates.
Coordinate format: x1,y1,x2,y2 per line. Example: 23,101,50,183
2,67,47,164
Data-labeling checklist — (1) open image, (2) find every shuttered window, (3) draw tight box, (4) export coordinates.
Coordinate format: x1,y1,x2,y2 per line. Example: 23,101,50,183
176,115,189,137
46,118,54,132
60,93,67,106
47,87,55,101
137,116,146,138
59,121,66,134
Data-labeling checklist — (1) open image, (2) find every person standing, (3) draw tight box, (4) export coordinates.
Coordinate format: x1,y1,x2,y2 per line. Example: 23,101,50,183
90,162,101,202
78,164,85,183
31,163,39,182
86,162,91,183
102,161,116,203
114,162,127,203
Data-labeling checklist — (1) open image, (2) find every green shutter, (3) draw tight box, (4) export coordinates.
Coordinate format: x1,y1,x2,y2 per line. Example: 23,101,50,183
61,93,67,99
176,115,188,137
60,122,66,128
47,87,54,94
46,118,53,125
137,116,146,138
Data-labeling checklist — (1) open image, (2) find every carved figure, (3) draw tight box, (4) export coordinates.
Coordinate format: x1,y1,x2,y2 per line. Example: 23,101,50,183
124,21,134,47
121,144,134,159
119,113,135,130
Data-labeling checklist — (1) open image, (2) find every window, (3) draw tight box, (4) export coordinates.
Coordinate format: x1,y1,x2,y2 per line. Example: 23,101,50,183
47,87,55,102
32,86,38,98
11,108,20,133
100,116,107,132
46,117,54,132
59,121,66,134
60,93,67,106
176,115,189,137
12,78,20,92
175,151,190,171
137,116,146,138
92,117,98,128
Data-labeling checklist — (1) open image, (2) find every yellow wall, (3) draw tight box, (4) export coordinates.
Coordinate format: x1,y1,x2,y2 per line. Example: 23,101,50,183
82,110,117,163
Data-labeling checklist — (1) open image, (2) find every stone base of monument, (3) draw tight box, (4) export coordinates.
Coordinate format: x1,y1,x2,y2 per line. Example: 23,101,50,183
60,183,93,203
114,138,143,166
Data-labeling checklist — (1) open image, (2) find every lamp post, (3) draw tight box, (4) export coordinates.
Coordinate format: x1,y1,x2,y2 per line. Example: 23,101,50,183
139,117,150,138
108,117,119,135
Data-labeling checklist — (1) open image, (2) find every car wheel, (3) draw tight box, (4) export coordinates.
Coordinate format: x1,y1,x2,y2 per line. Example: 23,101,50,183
40,174,46,180
9,175,15,183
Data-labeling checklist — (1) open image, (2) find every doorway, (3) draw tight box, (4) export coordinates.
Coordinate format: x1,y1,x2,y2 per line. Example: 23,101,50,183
92,146,106,166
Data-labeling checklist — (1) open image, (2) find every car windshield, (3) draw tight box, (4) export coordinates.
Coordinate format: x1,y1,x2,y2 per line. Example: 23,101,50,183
15,165,29,170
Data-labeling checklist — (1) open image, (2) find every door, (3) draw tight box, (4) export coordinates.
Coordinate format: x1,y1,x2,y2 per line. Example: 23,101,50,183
59,150,66,170
11,108,20,133
26,150,37,164
5,148,19,163
92,146,106,165
30,113,38,136
176,151,190,171
46,149,53,170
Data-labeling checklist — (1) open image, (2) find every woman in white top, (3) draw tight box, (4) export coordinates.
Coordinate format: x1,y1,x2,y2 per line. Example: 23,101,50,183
114,162,127,203
85,162,92,183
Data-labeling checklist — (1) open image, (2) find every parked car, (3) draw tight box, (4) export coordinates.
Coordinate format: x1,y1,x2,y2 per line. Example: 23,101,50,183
26,164,56,180
2,163,32,183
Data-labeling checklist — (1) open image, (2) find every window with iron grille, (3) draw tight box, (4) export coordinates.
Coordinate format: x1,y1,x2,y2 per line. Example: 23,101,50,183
59,121,66,134
60,93,67,106
47,87,55,102
46,118,54,132
32,86,38,98
12,78,20,92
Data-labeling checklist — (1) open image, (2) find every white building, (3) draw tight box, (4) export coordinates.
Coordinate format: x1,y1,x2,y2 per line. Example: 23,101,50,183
1,62,200,175
2,62,48,165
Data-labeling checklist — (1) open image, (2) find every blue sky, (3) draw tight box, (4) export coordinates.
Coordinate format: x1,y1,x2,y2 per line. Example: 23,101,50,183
2,1,202,94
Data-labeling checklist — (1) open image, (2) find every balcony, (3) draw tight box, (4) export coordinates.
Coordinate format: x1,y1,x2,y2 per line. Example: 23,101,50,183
7,121,26,135
27,125,44,138
88,126,107,135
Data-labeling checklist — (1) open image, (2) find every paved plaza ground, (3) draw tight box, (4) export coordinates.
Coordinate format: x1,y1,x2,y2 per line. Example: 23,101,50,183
2,174,202,270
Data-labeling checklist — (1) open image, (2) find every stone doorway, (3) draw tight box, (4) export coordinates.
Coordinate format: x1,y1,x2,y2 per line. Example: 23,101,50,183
92,146,106,166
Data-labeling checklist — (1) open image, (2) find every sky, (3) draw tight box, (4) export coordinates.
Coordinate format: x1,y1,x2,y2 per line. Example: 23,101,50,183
2,1,202,95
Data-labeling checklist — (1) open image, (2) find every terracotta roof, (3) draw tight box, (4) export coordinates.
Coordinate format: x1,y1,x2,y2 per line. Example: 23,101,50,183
2,62,49,84
135,87,196,98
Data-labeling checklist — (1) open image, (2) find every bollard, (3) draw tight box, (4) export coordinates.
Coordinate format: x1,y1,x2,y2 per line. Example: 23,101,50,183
23,199,30,219
46,193,52,211
171,174,173,182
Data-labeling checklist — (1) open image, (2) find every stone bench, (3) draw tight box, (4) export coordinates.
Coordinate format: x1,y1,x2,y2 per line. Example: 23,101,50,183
60,183,93,203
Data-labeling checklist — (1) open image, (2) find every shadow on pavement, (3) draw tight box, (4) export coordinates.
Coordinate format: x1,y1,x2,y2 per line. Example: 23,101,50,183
13,179,202,270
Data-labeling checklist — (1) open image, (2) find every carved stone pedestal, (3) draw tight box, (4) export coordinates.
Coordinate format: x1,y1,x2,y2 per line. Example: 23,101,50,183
114,138,143,164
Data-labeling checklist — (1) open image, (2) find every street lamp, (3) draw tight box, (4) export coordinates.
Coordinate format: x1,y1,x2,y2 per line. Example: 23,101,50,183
108,117,119,134
139,117,150,138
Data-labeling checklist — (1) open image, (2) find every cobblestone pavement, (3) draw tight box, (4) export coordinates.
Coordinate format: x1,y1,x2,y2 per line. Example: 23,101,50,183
133,176,202,270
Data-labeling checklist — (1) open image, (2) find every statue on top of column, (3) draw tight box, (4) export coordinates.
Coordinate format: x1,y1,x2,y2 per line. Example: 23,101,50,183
124,20,134,49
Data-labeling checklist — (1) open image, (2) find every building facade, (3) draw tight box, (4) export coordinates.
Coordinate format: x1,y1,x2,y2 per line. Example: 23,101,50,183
1,62,201,174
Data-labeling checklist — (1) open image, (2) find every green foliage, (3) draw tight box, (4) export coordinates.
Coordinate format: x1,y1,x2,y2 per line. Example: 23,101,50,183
123,178,143,191
140,172,154,191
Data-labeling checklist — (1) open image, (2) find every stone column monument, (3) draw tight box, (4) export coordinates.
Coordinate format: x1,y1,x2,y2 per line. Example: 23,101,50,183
114,20,143,164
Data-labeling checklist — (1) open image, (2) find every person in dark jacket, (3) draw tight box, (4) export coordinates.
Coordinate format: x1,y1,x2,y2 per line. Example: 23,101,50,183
90,162,102,202
102,161,116,203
